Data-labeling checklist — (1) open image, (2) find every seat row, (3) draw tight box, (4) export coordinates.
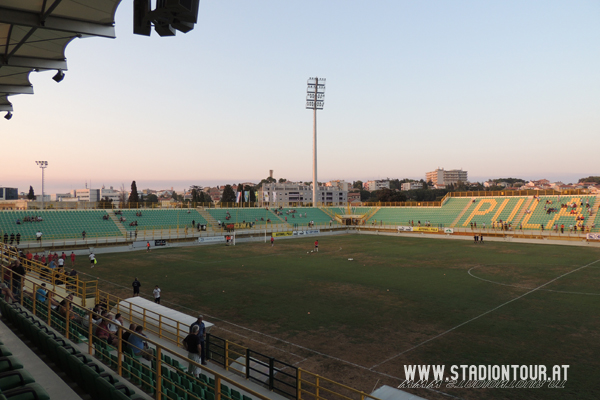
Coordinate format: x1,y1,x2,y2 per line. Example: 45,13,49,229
0,298,143,400
0,336,49,400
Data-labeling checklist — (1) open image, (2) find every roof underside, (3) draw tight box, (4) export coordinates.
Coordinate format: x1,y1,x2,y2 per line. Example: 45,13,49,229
0,0,121,112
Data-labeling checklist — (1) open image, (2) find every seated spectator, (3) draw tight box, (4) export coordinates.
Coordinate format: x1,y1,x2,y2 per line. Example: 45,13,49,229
127,325,153,360
36,283,48,303
59,293,84,324
96,318,116,345
0,282,16,303
122,323,136,342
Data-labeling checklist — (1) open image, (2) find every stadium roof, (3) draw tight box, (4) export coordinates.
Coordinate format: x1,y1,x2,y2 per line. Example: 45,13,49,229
0,0,120,113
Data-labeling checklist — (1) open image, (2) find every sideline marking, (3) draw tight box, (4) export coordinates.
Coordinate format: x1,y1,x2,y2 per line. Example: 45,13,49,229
369,259,600,370
468,265,600,296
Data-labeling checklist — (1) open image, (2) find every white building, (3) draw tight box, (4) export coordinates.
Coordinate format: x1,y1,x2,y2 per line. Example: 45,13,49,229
50,193,73,201
261,182,347,206
401,181,423,191
326,180,350,192
364,180,390,191
426,168,468,186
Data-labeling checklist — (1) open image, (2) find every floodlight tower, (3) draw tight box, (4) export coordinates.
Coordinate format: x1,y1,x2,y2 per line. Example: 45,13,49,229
306,77,325,207
35,161,48,209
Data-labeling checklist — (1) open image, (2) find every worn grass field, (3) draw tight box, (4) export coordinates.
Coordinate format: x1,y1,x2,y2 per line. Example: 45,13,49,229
81,234,600,400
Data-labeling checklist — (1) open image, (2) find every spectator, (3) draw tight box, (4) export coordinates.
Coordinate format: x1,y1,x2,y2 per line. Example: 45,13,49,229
127,326,153,360
183,325,202,377
3,233,7,244
153,285,161,304
82,231,86,240
132,278,141,297
122,323,136,342
36,283,48,303
12,261,25,297
96,317,117,345
59,293,84,324
189,315,207,365
0,282,16,303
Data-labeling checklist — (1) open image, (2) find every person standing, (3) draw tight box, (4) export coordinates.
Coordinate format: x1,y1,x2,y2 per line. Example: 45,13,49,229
270,236,274,247
314,240,319,252
189,315,207,365
146,241,151,253
153,285,161,304
89,252,96,268
70,252,76,267
183,325,202,377
132,278,141,297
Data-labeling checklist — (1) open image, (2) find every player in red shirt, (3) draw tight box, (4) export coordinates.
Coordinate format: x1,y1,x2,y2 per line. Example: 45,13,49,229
70,252,76,266
270,236,274,247
314,240,319,252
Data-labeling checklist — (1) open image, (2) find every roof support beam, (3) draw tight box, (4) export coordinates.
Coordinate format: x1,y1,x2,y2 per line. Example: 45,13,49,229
0,7,116,38
0,84,34,94
0,55,67,70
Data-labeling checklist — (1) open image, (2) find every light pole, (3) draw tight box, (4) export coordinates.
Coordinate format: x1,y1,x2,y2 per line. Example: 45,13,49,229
306,77,325,207
35,161,48,209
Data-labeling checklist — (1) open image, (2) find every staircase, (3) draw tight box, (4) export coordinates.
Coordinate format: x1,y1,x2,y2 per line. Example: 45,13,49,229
107,212,127,236
320,207,336,219
363,206,380,223
450,199,473,227
197,208,218,230
591,196,600,217
511,196,534,227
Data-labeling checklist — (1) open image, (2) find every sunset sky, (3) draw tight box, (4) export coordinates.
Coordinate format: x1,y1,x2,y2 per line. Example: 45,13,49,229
1,1,599,194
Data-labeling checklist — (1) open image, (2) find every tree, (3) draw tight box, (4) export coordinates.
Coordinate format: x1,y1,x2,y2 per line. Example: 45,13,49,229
98,197,113,209
128,181,140,206
255,176,276,189
278,178,287,183
146,194,158,203
389,179,401,191
220,185,236,204
198,191,213,204
27,186,35,200
579,176,600,184
119,183,127,208
359,190,372,202
375,188,406,202
244,185,256,203
353,181,363,190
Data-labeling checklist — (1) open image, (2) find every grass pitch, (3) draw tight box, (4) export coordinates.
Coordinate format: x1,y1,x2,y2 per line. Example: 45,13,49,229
84,234,600,400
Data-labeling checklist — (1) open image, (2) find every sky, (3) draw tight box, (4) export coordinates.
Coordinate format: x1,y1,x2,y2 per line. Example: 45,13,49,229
1,0,599,194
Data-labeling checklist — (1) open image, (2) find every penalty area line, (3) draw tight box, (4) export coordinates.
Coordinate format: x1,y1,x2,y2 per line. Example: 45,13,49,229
369,258,600,370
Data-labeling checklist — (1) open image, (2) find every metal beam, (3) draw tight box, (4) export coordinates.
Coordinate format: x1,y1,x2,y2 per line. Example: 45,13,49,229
0,7,116,38
0,84,34,94
0,55,67,70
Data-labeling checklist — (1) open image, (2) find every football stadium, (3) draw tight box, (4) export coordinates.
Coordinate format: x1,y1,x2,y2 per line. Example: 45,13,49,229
2,1,600,400
2,191,600,400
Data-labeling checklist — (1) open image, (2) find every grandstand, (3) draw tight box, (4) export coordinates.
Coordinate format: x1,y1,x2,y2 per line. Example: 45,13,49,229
1,192,599,246
0,210,122,241
1,192,599,400
118,209,207,232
